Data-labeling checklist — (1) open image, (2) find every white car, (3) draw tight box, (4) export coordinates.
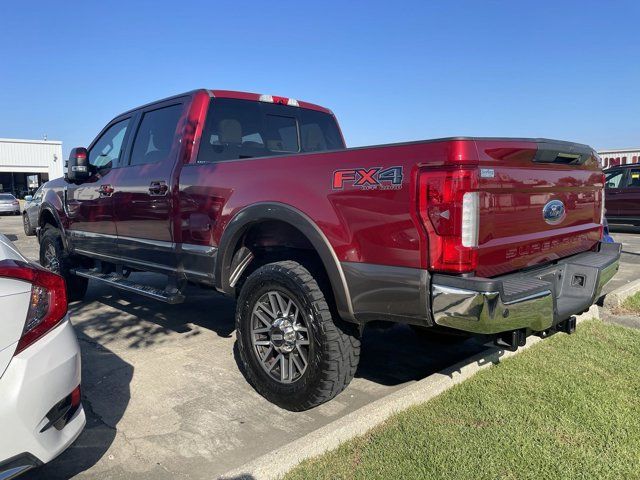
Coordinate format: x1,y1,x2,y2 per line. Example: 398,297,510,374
0,234,85,478
0,194,21,216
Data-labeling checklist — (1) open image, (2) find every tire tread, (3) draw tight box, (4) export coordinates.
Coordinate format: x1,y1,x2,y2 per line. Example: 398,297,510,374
236,260,360,410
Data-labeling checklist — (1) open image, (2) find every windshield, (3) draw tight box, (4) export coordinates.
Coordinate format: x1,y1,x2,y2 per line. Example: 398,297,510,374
196,98,344,163
0,194,15,201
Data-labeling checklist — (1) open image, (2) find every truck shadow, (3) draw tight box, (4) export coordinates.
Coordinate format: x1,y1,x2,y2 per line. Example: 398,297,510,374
69,273,236,350
78,272,489,388
351,323,488,385
21,322,134,480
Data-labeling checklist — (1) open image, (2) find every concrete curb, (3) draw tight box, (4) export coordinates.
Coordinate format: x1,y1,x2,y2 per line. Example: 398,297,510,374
603,278,640,309
603,314,640,329
221,306,598,480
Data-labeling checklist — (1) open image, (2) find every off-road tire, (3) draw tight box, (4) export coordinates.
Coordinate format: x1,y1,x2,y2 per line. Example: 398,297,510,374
236,260,360,411
39,226,88,302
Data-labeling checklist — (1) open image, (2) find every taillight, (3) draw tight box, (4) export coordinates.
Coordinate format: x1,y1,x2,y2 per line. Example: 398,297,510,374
418,168,479,273
0,259,68,355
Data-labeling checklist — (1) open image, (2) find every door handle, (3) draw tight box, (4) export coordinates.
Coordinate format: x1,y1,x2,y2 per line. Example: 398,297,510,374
149,180,168,196
98,184,115,197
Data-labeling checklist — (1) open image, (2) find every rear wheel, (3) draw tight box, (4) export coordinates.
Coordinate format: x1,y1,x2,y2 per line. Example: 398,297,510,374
39,226,88,302
23,214,35,236
236,260,360,411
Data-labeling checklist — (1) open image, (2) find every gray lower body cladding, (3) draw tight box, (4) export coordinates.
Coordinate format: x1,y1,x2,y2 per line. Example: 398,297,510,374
342,242,621,334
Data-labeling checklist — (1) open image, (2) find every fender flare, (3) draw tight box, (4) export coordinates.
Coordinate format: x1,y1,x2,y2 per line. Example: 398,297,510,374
38,202,69,250
215,202,356,322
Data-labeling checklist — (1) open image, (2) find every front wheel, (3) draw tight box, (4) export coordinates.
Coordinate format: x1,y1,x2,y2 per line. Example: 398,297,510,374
236,260,360,411
39,227,88,302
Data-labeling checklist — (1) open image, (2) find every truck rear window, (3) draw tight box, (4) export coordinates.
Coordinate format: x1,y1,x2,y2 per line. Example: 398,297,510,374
196,98,344,163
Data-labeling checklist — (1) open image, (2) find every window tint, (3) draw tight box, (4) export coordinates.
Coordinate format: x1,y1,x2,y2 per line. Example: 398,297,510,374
626,169,640,188
265,115,298,152
89,119,130,169
605,171,625,188
197,98,344,163
130,104,183,166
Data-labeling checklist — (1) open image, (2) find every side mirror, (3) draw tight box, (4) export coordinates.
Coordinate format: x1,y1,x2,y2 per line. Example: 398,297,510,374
67,147,90,183
24,195,33,202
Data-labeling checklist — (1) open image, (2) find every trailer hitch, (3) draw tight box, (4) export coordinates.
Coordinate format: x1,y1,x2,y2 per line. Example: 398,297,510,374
556,316,577,335
494,328,527,352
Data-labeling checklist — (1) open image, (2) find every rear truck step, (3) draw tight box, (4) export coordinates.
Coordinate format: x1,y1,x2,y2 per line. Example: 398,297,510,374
71,268,186,304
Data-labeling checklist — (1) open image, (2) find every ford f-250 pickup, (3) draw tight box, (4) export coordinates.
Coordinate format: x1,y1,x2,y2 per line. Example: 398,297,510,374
37,89,621,410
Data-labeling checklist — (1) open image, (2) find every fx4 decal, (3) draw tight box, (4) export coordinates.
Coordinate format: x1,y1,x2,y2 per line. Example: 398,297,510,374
332,166,404,190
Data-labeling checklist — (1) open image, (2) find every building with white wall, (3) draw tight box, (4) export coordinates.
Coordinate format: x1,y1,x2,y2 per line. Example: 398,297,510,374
599,147,640,169
0,138,64,197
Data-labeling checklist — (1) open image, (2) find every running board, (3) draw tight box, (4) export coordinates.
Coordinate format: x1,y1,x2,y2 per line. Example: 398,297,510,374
72,269,185,304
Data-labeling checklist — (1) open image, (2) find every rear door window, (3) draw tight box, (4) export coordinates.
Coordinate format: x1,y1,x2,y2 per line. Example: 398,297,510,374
196,98,344,163
625,169,640,188
129,104,184,166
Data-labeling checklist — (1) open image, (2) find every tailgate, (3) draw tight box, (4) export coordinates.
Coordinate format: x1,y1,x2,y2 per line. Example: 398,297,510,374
474,139,603,278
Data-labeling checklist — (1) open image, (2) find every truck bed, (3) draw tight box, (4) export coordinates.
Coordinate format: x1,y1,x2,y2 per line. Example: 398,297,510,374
182,136,602,279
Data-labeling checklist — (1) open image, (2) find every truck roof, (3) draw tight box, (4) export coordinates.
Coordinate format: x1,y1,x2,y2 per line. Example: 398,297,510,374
210,90,333,115
117,89,333,118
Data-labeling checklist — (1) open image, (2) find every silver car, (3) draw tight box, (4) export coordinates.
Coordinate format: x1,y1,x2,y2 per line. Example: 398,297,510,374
22,187,43,236
0,193,20,216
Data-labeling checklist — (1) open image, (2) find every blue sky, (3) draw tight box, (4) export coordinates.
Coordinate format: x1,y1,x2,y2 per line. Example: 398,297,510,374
1,0,638,156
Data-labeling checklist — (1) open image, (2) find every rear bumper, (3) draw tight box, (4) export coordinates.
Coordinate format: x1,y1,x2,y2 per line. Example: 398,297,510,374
0,318,85,474
431,242,621,334
0,204,20,214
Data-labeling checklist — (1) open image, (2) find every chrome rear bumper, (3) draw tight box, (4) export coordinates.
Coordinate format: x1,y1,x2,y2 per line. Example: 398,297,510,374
431,242,621,335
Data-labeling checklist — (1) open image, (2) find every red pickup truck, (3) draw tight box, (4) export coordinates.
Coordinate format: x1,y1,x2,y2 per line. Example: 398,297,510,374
37,89,620,410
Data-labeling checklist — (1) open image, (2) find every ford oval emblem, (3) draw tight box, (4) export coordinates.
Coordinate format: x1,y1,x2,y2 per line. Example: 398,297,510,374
543,200,566,225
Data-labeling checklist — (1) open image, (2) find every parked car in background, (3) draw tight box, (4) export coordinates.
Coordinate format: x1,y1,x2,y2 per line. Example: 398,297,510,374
0,193,20,216
604,164,640,226
22,186,43,236
0,234,85,478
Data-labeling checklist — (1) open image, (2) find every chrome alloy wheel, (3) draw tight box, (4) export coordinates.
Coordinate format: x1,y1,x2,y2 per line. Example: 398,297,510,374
251,290,310,384
43,243,61,274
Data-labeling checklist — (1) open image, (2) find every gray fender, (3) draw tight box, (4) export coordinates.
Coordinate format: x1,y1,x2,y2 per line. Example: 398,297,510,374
215,202,356,322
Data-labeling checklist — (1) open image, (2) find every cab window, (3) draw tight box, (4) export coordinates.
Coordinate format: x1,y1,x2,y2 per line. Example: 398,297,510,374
129,104,184,166
605,170,625,189
196,98,344,163
626,169,640,188
89,119,130,169
33,186,43,201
